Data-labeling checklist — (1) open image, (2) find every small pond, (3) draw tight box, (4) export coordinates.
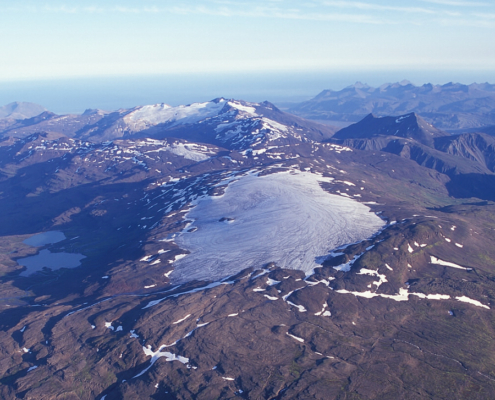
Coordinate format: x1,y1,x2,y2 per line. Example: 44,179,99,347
17,249,86,277
18,231,85,276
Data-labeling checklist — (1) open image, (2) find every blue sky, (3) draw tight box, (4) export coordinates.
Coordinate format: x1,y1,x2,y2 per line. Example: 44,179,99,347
1,0,495,82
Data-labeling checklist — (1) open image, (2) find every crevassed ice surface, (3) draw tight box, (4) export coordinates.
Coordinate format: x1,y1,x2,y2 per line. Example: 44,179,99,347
172,171,384,283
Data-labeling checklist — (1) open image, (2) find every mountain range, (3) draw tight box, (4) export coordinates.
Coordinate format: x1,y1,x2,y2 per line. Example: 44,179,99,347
290,81,495,131
1,91,495,399
0,99,337,147
0,102,47,121
329,111,495,201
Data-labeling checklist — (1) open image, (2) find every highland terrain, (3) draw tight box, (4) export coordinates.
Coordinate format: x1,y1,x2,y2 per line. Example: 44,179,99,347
1,85,495,399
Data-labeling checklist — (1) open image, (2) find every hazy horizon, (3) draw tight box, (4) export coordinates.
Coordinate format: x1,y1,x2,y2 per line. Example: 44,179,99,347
1,69,494,115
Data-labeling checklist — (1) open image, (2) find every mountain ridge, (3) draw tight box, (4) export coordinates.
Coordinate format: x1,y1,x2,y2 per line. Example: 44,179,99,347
0,98,339,151
329,111,495,201
0,101,48,120
290,81,495,130
332,112,448,146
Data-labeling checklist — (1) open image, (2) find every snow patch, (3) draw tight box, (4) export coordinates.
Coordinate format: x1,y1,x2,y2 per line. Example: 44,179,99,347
357,268,387,288
105,322,114,331
336,288,410,302
130,330,139,339
267,278,281,286
133,345,189,378
315,303,330,316
228,101,257,114
173,314,191,324
286,332,304,343
287,301,307,312
430,256,467,270
456,296,490,309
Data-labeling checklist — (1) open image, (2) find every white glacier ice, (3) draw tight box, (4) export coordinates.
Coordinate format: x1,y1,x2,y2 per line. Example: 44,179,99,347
126,100,226,128
171,171,384,283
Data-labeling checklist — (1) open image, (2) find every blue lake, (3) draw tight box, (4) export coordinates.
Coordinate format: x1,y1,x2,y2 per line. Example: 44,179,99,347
23,231,66,247
18,231,85,276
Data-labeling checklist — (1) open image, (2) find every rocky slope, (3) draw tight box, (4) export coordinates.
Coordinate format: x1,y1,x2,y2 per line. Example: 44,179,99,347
435,132,495,172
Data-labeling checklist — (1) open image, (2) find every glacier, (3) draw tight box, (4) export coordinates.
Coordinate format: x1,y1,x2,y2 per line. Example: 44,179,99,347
171,170,384,283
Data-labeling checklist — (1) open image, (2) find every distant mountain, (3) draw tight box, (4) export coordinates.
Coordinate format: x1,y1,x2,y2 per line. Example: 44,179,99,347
290,81,495,130
480,125,495,137
0,98,338,150
435,132,495,172
0,101,47,120
333,112,448,147
330,112,495,181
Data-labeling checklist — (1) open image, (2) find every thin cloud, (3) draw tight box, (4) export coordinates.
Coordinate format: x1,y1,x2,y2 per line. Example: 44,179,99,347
321,1,435,14
43,5,78,13
113,6,142,14
444,10,462,16
169,5,387,24
83,6,105,13
418,0,489,6
437,17,494,27
471,12,495,20
10,1,387,23
16,0,494,27
1,5,37,12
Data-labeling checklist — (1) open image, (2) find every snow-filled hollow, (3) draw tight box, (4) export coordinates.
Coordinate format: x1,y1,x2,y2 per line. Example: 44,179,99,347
171,171,384,283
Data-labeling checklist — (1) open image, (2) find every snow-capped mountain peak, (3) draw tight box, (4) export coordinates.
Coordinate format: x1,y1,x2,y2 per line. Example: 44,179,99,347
122,98,262,133
0,98,338,150
109,98,334,150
